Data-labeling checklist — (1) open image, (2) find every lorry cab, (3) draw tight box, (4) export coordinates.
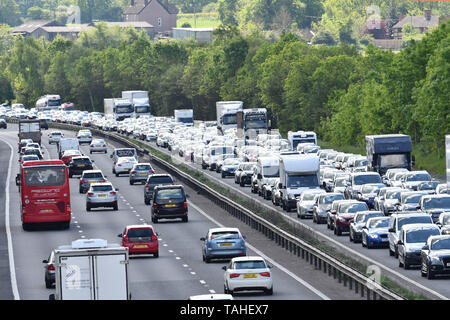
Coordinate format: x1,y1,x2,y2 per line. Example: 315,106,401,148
278,154,320,212
110,148,137,165
254,156,280,197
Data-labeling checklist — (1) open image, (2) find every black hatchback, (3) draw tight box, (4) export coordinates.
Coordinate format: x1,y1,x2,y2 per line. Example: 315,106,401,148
144,174,175,205
68,156,94,177
151,185,188,223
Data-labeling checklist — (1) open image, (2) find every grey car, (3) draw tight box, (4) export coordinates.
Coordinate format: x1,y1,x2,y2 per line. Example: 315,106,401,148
144,174,175,205
79,170,107,194
42,251,55,288
86,182,119,211
129,163,155,185
201,227,246,263
313,193,344,224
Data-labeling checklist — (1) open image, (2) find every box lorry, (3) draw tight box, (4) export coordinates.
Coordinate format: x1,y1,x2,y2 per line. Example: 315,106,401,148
57,138,79,159
278,154,320,212
104,98,134,121
122,91,151,118
365,134,414,176
216,101,244,135
50,239,130,300
174,109,193,126
287,131,318,151
18,120,41,144
236,108,269,140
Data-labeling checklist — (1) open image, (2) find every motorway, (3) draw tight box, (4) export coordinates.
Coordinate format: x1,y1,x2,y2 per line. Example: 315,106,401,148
0,124,366,300
138,135,450,299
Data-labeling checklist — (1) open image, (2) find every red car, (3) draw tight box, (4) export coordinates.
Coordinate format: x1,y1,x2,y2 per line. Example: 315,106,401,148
118,225,159,257
61,150,82,165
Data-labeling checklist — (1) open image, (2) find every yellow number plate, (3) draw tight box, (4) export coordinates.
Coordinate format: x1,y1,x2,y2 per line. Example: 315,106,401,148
221,243,233,247
134,245,148,249
98,194,107,197
40,209,53,213
243,274,257,279
165,204,176,207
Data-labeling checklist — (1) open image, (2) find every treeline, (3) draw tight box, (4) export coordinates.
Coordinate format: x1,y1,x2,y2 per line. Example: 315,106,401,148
0,21,448,156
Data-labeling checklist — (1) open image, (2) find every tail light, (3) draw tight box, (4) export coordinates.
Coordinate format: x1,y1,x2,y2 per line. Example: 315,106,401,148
118,164,122,166
145,185,150,190
80,180,87,184
260,272,271,277
48,264,55,271
151,235,158,241
229,273,240,279
123,235,129,242
99,179,105,183
183,202,187,209
131,171,136,174
153,203,158,210
110,191,116,195
102,144,106,147
150,170,155,174
88,192,94,196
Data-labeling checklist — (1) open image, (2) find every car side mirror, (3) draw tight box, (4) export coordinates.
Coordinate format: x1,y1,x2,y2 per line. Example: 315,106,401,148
257,174,262,179
200,237,205,241
49,294,55,301
110,154,113,159
397,240,403,245
267,264,273,269
422,245,429,250
91,160,95,163
186,194,190,198
388,228,395,233
349,219,354,223
117,233,123,238
222,266,227,271
42,259,48,263
15,174,21,186
116,188,119,191
362,226,367,229
278,183,283,189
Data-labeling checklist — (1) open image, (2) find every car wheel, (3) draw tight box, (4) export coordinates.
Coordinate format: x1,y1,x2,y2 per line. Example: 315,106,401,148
349,230,353,242
389,247,395,256
115,173,119,177
336,226,342,236
45,279,52,289
130,180,134,185
394,246,399,259
224,285,229,294
86,204,91,212
182,216,188,223
144,198,150,205
113,203,118,211
153,252,159,258
427,264,435,279
398,255,404,267
265,287,273,295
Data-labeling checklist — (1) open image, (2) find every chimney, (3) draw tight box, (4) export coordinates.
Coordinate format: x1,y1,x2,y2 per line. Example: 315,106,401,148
131,0,135,6
424,9,431,21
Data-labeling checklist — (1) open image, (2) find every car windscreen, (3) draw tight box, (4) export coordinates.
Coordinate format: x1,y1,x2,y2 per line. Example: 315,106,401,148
422,197,450,210
405,173,431,182
148,176,173,184
398,216,431,229
242,164,254,170
302,193,318,201
156,188,184,200
24,166,66,187
287,175,318,188
211,231,240,240
127,228,153,239
234,261,266,270
361,185,382,193
418,182,439,190
404,194,423,204
72,158,91,164
335,179,347,187
356,212,382,223
386,191,401,199
92,185,113,192
368,218,389,229
354,175,381,185
343,203,368,213
431,238,450,250
263,165,279,178
406,229,440,243
83,172,103,179
321,194,344,204
116,149,135,157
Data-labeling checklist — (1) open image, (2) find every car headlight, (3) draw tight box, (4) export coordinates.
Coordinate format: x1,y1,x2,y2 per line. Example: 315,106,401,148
368,234,379,239
338,217,346,222
430,256,443,265
289,194,296,200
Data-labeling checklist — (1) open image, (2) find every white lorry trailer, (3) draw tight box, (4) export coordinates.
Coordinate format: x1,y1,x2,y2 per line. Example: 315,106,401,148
287,131,318,151
50,239,130,300
174,109,194,126
236,108,269,140
122,91,151,118
104,98,134,121
278,154,320,212
57,137,79,159
216,101,244,135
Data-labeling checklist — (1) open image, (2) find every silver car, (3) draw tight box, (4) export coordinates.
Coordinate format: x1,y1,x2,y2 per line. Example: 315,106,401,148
89,138,107,154
79,170,107,194
129,163,155,185
48,131,63,144
86,182,119,211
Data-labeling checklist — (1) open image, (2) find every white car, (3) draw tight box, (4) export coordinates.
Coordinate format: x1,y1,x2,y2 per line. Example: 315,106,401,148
222,256,273,295
89,138,107,154
113,156,138,176
77,130,93,144
48,131,63,144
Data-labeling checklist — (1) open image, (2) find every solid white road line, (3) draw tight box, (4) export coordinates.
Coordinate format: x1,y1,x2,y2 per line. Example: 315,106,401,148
1,138,20,300
187,200,331,300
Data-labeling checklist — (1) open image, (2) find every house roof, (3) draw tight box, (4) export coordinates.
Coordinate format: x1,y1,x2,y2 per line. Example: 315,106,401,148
41,25,91,33
392,15,439,29
12,20,63,34
124,0,178,16
95,21,154,28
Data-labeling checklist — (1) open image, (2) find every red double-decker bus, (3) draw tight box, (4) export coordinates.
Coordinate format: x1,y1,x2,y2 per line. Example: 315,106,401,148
18,160,71,230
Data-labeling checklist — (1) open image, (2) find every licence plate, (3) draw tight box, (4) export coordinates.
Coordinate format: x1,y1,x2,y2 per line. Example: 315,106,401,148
382,238,388,242
98,194,106,197
78,164,85,167
134,245,148,249
243,274,257,279
88,180,96,183
221,243,233,247
138,172,147,176
165,204,176,207
447,263,450,267
40,209,53,213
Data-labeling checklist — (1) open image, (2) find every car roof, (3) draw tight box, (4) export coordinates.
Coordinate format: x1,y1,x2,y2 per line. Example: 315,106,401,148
188,294,233,300
90,182,113,187
149,174,172,178
154,185,183,190
231,256,265,262
421,194,450,199
82,169,102,174
125,224,154,230
401,223,439,232
208,227,240,234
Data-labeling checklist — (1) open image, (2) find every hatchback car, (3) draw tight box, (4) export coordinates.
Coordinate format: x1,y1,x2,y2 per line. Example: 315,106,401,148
48,131,63,144
19,154,40,165
89,138,107,154
355,183,385,209
223,256,273,295
361,216,390,248
21,147,43,160
118,224,159,257
220,158,241,178
86,182,119,211
437,212,450,235
42,251,55,288
68,156,94,178
77,130,93,144
151,185,188,223
421,235,450,279
0,118,6,129
144,174,175,205
313,193,344,224
61,149,83,166
297,189,327,219
113,156,137,176
79,170,107,193
129,163,155,185
349,211,384,243
201,228,246,263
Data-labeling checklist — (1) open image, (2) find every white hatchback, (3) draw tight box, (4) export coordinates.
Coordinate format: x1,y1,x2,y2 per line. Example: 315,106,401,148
222,256,273,295
113,157,138,176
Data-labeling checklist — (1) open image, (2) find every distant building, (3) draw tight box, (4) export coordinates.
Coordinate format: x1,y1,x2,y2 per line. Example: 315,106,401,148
92,21,155,38
366,19,389,39
172,28,214,43
392,10,439,40
12,20,64,38
124,0,178,36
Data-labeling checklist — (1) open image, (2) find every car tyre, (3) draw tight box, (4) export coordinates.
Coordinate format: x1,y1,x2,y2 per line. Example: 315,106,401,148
153,252,159,258
265,287,273,295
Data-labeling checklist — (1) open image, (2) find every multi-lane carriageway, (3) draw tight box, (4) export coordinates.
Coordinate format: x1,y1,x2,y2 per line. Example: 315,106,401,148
0,124,369,300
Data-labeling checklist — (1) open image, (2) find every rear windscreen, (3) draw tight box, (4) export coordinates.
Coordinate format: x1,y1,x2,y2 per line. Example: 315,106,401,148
211,231,240,240
83,172,103,179
135,165,151,170
149,176,173,184
127,228,153,238
156,188,184,200
92,185,113,192
24,166,66,187
116,149,135,157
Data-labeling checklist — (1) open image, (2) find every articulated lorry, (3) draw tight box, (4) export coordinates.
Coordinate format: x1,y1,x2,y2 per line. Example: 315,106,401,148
365,134,414,176
174,109,194,126
216,101,244,135
278,154,320,212
104,98,134,121
18,120,41,145
122,91,151,118
50,239,130,300
236,108,270,140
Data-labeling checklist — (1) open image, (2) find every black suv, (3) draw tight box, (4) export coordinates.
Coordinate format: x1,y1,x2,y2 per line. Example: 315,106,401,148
151,185,188,223
144,174,175,205
68,156,94,177
0,119,6,129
